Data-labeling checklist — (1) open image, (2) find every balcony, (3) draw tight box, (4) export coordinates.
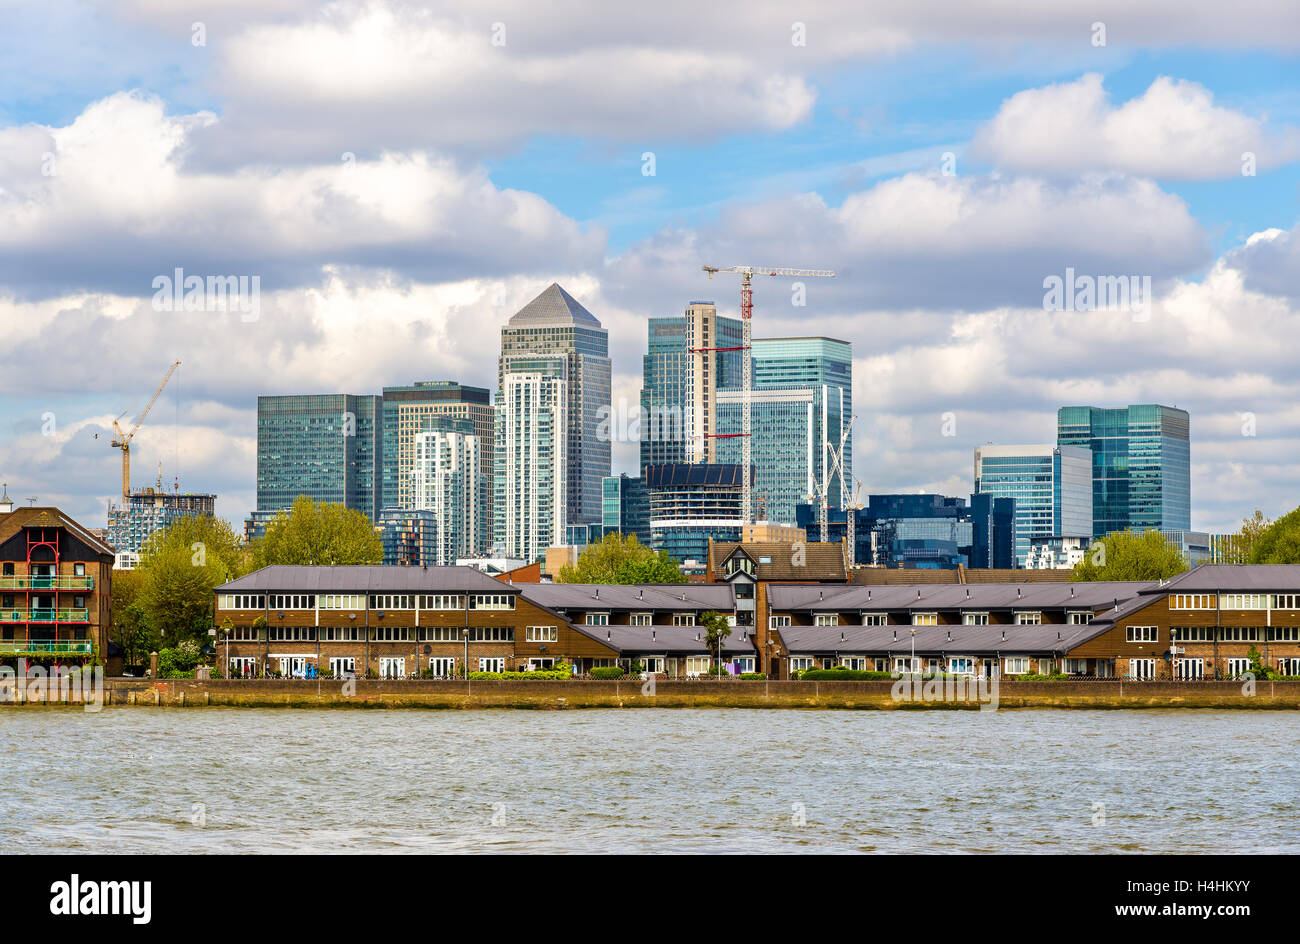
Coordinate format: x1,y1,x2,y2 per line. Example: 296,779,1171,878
0,639,94,655
0,576,94,591
0,608,90,623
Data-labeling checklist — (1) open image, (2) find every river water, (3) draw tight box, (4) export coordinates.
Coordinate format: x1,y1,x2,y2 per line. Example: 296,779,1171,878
3,708,1296,854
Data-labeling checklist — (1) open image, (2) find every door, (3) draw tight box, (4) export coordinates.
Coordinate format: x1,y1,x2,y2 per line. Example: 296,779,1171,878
380,657,406,679
428,657,455,677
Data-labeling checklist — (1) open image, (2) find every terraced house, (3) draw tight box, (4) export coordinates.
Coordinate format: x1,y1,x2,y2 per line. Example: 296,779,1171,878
214,565,616,678
766,565,1300,680
0,495,113,666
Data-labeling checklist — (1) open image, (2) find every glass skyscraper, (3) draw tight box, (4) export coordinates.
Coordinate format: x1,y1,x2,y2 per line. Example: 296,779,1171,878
496,355,567,563
602,474,650,545
1057,404,1191,537
973,444,1093,567
644,463,747,564
498,284,611,535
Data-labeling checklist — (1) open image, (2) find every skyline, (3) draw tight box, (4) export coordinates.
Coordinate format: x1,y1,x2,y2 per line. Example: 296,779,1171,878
2,2,1299,535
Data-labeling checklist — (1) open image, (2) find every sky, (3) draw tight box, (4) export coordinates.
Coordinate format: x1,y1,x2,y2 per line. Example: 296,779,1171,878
0,0,1298,535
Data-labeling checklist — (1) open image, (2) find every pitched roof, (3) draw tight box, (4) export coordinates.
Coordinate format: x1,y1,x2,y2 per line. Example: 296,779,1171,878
216,565,513,594
778,623,1101,656
0,507,115,557
507,283,602,328
569,623,757,656
1158,563,1300,592
713,541,847,582
518,583,735,612
766,580,1152,612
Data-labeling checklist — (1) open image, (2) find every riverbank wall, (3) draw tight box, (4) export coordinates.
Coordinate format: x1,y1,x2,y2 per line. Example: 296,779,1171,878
4,678,1300,709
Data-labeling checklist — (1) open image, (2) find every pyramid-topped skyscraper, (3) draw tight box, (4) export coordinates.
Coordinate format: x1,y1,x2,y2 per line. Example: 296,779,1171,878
496,284,611,561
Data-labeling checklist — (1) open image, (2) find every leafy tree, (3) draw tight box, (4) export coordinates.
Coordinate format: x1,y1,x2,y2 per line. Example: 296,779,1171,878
1249,505,1300,564
252,496,384,567
138,515,250,644
1220,509,1273,564
109,567,160,667
556,532,685,584
1070,529,1190,582
699,610,732,669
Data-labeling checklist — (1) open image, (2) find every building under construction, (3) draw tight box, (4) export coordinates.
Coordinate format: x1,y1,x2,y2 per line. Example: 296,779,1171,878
106,489,217,559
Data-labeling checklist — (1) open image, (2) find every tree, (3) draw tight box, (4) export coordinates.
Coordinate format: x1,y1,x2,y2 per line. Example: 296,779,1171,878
556,532,685,584
252,496,384,567
1249,505,1300,564
1071,529,1190,582
109,567,160,668
699,610,732,672
137,515,250,644
1221,509,1273,564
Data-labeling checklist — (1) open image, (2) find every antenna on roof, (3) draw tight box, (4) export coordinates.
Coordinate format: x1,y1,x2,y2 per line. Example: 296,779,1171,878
1070,586,1074,598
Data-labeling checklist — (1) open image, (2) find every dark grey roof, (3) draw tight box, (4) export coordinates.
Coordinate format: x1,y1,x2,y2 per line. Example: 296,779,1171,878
766,580,1153,613
1159,564,1300,592
216,565,513,594
778,623,1100,656
507,283,602,328
572,624,757,656
518,583,735,611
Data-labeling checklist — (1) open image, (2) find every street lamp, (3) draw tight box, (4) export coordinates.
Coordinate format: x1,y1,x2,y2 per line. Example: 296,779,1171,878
910,627,917,676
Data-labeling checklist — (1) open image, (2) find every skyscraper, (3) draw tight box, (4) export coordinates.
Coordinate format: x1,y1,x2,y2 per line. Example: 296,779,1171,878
602,473,650,545
1057,404,1191,536
408,416,487,564
717,337,853,525
496,355,568,562
498,284,610,533
973,444,1093,567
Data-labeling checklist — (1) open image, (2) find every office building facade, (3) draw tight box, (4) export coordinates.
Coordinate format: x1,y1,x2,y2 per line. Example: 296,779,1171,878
973,444,1093,568
644,463,748,564
1057,404,1191,537
498,284,610,532
602,474,651,545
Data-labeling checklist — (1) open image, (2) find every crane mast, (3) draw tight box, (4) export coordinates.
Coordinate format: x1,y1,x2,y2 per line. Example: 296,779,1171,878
701,265,835,525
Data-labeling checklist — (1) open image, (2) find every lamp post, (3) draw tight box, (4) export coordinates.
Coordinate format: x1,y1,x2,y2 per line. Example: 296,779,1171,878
462,627,470,691
910,627,917,676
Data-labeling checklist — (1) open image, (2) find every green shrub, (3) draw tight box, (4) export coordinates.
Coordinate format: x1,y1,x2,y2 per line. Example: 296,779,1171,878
467,671,503,680
589,666,626,679
738,672,767,680
798,668,893,681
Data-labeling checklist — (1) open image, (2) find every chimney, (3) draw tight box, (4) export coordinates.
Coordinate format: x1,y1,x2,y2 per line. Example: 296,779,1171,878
0,484,11,515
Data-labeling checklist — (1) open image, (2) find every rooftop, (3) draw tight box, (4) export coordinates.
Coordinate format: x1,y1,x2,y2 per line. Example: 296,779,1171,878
216,565,515,594
507,283,602,328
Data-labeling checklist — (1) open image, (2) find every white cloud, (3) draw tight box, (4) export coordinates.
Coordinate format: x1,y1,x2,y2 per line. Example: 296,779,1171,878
972,73,1300,178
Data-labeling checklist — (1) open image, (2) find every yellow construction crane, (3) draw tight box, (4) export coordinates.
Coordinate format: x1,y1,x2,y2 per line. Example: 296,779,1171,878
108,360,181,499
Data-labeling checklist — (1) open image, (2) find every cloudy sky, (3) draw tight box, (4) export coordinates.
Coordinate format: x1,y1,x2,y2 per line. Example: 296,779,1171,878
1,0,1297,534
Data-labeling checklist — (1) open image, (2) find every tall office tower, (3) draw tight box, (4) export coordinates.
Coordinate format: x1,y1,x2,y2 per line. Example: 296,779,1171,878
1057,404,1191,537
496,356,568,562
256,394,381,518
380,381,494,528
498,284,610,529
639,303,743,468
716,337,853,526
602,473,651,545
408,416,486,564
973,444,1093,568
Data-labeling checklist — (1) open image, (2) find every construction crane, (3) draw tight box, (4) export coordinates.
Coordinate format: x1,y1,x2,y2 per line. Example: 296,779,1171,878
821,414,855,548
701,265,835,523
108,361,181,499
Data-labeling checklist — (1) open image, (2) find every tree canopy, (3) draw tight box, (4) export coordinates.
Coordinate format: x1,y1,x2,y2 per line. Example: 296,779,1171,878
1249,505,1300,564
1220,509,1273,564
252,495,384,567
556,532,685,584
136,514,250,643
1070,529,1190,582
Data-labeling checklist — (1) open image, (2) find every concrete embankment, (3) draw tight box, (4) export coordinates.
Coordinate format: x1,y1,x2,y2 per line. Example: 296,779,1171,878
5,678,1300,709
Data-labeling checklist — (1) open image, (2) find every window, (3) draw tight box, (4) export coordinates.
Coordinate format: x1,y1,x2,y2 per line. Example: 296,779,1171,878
428,657,456,677
1174,658,1204,680
379,657,406,679
270,595,316,610
894,656,921,674
1014,611,1042,625
470,595,514,610
73,563,85,576
467,627,513,642
948,658,974,675
672,613,695,626
1219,626,1261,642
861,614,887,626
641,657,665,674
1268,627,1300,642
840,656,866,670
1278,658,1300,676
1171,626,1211,642
319,626,361,641
420,627,461,642
629,612,651,626
421,595,466,610
1037,659,1054,675
912,612,937,626
586,613,609,626
267,626,315,641
1170,594,1214,610
814,614,839,627
371,626,411,642
963,612,989,626
476,657,504,673
685,655,711,676
1226,658,1252,678
1126,625,1157,643
219,594,265,610
525,625,558,642
228,657,257,677
769,615,791,628
319,595,365,610
1063,658,1087,675
73,595,85,608
1004,657,1030,675
1220,594,1270,610
790,657,813,672
1130,658,1155,680
1275,595,1300,610
368,595,411,611
1067,611,1091,625
228,626,260,641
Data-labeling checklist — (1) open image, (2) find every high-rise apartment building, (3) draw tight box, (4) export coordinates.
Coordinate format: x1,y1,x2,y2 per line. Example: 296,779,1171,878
498,284,610,534
1056,404,1191,537
496,356,568,562
106,490,217,555
973,444,1093,568
644,463,748,564
408,416,486,564
602,474,650,545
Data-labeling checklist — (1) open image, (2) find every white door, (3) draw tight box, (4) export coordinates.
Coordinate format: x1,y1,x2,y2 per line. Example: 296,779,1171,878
428,657,456,677
329,657,355,677
1130,658,1155,680
1175,658,1204,680
380,657,406,679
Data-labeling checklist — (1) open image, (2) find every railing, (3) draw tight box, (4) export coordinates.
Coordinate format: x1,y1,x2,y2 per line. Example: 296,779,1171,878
0,639,93,655
0,576,94,591
0,608,90,622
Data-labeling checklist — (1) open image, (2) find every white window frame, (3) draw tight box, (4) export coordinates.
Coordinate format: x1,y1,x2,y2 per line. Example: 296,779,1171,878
911,612,937,626
814,614,839,627
1126,625,1157,643
962,612,989,626
525,625,558,642
1004,657,1030,675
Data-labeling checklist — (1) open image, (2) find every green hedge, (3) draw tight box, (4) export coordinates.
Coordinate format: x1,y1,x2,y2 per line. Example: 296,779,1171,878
589,667,627,679
797,668,894,681
738,672,767,680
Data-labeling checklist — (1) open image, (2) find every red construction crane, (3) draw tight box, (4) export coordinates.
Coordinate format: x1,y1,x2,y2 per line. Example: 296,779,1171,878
701,265,835,524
